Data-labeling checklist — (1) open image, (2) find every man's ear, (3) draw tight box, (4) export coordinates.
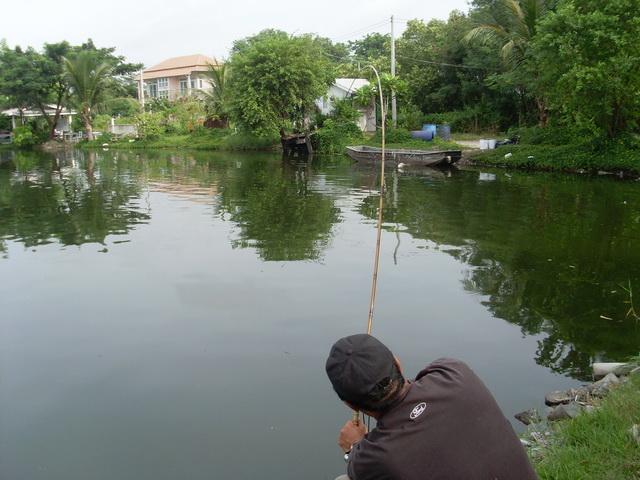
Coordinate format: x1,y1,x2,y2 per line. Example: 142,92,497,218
394,355,403,374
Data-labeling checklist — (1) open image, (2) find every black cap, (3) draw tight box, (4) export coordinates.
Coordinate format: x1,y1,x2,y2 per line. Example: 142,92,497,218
325,334,395,405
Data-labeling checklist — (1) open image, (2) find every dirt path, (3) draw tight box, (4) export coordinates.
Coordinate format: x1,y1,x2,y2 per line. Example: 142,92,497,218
455,140,480,149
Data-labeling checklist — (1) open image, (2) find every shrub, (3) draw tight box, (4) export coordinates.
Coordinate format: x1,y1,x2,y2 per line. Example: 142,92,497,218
510,126,597,146
423,108,503,134
370,128,411,144
398,104,426,131
134,111,166,139
311,119,363,154
11,126,36,148
93,114,112,133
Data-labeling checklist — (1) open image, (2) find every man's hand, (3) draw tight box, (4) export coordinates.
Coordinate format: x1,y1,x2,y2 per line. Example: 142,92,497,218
338,419,368,452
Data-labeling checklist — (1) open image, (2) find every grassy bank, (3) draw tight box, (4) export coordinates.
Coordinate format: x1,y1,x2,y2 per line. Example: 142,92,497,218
11,124,640,176
82,129,281,151
465,131,640,176
80,126,468,154
528,368,640,479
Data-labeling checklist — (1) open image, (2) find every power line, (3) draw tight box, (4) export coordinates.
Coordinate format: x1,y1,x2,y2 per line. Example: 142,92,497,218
331,19,391,42
328,17,491,72
397,55,489,70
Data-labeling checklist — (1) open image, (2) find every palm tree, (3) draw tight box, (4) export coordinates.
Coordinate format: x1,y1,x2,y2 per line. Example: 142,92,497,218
62,51,119,141
465,0,548,67
464,0,550,125
200,61,229,129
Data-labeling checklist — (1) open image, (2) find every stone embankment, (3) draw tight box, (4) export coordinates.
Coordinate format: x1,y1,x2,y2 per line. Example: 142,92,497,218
516,363,640,457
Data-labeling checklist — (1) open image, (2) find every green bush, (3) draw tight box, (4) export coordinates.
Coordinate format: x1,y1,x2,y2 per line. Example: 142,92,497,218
189,126,231,141
423,108,503,134
11,126,36,148
93,114,112,133
510,126,597,146
370,128,411,144
134,111,166,139
398,104,426,131
471,135,640,174
311,119,363,154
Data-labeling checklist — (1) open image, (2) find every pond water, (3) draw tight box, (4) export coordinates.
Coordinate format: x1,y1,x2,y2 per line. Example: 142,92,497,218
1,148,639,480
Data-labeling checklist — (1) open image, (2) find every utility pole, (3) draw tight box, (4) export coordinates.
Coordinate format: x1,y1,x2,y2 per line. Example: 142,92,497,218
391,15,397,127
139,69,145,110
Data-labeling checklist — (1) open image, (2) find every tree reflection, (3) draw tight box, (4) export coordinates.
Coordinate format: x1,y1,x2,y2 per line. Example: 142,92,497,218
3,149,639,379
370,168,640,379
0,149,150,253
216,156,340,261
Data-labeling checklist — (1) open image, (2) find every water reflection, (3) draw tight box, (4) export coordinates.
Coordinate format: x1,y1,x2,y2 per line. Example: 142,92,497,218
1,150,150,250
215,156,340,261
371,167,640,378
2,149,639,378
2,148,640,479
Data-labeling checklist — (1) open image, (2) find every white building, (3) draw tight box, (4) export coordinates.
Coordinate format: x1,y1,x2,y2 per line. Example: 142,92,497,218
3,105,76,132
316,78,376,132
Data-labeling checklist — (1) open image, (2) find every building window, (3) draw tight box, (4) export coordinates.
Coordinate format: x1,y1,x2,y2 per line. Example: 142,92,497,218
199,78,203,88
180,78,188,94
190,78,195,89
148,81,158,98
157,77,169,98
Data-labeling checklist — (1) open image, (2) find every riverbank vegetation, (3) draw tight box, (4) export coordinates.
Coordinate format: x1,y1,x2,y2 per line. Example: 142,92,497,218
468,128,640,176
528,366,640,479
1,0,638,171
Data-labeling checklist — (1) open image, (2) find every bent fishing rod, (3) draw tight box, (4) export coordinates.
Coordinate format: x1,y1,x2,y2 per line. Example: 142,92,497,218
354,65,387,427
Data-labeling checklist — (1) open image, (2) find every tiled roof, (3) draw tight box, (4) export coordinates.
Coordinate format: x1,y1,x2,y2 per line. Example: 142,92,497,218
141,54,220,80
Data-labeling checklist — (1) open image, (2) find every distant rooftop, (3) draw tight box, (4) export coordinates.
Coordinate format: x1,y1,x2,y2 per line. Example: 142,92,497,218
334,78,370,93
141,54,220,80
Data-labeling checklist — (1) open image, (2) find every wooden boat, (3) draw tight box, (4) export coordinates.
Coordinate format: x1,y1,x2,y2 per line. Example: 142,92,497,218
345,145,462,167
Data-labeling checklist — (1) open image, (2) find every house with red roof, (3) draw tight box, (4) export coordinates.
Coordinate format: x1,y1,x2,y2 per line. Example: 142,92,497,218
137,54,221,101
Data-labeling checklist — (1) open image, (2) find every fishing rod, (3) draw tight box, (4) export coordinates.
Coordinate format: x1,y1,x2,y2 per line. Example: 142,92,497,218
354,65,387,427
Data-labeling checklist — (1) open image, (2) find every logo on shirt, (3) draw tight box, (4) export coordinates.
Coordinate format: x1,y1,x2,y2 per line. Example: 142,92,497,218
410,402,426,419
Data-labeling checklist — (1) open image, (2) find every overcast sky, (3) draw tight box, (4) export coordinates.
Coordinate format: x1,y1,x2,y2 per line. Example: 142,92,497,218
5,0,470,68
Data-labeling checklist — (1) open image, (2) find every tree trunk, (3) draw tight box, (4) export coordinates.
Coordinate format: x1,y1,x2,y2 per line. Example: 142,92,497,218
536,97,549,128
83,111,93,142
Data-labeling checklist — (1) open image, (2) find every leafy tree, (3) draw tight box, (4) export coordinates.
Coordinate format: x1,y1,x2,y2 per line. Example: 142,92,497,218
394,13,520,132
62,39,141,118
336,33,391,79
532,0,640,137
62,51,122,141
354,73,407,129
464,0,552,126
226,29,335,137
397,17,465,113
0,40,71,138
0,39,141,139
349,32,390,61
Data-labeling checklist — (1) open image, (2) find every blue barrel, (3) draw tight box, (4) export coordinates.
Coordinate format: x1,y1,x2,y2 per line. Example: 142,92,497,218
411,130,434,141
422,124,437,137
436,125,451,141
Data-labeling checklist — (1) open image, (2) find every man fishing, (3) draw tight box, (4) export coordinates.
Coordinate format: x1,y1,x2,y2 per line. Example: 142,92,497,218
326,333,538,480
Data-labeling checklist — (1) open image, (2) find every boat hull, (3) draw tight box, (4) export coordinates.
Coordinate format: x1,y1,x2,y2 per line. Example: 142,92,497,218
346,146,461,166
